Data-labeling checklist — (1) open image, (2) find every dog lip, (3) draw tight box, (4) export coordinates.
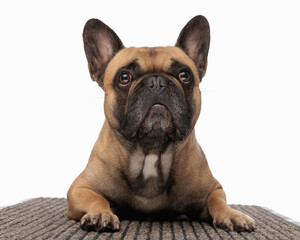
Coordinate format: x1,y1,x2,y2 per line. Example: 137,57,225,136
176,128,183,139
121,103,190,142
150,103,166,108
148,103,168,112
143,103,172,126
122,104,169,140
150,104,187,139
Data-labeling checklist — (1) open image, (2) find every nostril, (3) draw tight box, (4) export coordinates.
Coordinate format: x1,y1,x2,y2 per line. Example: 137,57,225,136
158,76,167,87
145,77,155,88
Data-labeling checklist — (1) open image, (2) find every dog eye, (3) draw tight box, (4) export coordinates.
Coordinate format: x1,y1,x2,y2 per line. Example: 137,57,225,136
178,71,190,83
119,73,132,85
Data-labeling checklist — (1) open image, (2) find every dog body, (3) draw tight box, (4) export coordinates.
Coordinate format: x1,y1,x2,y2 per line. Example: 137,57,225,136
67,16,256,232
72,121,215,216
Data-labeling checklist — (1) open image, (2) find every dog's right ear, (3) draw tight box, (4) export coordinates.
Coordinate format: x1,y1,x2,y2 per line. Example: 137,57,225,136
176,15,210,80
83,19,124,88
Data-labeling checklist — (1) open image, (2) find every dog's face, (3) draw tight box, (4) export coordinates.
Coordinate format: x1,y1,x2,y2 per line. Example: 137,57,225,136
104,47,200,149
83,16,210,149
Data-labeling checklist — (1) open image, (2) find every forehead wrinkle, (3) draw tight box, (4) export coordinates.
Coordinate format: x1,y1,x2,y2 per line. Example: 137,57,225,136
134,47,173,74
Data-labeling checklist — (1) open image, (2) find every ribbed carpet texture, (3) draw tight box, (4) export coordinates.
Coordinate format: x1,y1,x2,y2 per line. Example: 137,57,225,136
1,198,300,240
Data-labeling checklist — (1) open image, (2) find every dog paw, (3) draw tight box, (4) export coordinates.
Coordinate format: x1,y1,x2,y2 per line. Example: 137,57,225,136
80,211,120,232
212,208,256,232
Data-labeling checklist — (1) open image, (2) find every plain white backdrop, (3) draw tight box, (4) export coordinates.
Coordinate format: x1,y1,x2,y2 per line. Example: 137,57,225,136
1,0,299,222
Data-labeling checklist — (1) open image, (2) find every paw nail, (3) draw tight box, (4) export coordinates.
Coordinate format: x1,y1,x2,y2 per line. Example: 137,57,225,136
115,223,120,230
102,220,108,228
80,218,86,226
92,217,98,225
244,223,250,231
212,220,217,228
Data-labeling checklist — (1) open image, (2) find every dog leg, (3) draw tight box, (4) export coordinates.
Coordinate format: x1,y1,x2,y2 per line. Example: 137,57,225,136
207,188,256,231
67,179,120,232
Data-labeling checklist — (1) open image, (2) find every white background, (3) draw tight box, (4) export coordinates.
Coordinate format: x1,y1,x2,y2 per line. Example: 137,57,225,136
1,0,299,222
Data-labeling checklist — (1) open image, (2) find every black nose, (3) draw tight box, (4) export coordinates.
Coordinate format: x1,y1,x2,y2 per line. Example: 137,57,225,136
143,75,168,92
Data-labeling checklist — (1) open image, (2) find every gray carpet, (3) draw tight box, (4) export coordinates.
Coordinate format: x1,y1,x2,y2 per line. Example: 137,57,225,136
1,198,300,240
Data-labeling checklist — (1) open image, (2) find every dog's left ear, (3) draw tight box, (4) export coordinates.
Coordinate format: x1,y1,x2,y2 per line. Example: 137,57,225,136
83,19,124,88
176,15,210,80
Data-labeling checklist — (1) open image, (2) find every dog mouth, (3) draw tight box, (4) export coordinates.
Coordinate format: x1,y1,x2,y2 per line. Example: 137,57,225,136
129,104,185,143
141,104,173,135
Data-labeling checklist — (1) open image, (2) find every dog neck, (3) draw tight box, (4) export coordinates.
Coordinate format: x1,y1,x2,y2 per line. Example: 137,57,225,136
124,142,174,198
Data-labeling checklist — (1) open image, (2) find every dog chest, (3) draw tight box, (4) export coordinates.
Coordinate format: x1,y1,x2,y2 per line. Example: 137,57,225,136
126,144,174,197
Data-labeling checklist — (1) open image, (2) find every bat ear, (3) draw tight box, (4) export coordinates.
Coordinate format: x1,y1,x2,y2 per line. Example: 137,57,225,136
176,15,210,80
83,19,124,88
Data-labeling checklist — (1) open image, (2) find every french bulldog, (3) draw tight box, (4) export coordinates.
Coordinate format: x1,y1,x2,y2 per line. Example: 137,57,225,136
66,15,256,232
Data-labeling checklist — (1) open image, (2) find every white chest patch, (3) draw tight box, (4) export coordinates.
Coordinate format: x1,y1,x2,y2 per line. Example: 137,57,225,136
142,154,159,179
128,144,174,184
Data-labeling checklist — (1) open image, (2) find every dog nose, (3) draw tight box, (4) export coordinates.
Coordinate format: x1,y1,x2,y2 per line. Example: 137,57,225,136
144,75,168,92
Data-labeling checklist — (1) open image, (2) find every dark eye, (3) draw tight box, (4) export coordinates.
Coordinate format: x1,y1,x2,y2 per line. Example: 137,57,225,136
178,71,190,83
119,73,132,85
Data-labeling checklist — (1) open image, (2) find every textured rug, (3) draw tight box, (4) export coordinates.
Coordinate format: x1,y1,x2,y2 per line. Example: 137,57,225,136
1,198,300,240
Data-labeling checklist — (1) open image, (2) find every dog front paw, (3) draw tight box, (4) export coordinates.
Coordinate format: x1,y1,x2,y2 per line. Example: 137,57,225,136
80,211,120,232
212,208,256,232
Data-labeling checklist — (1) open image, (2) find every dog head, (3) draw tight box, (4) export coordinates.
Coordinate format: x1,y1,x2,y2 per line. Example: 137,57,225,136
83,16,210,150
